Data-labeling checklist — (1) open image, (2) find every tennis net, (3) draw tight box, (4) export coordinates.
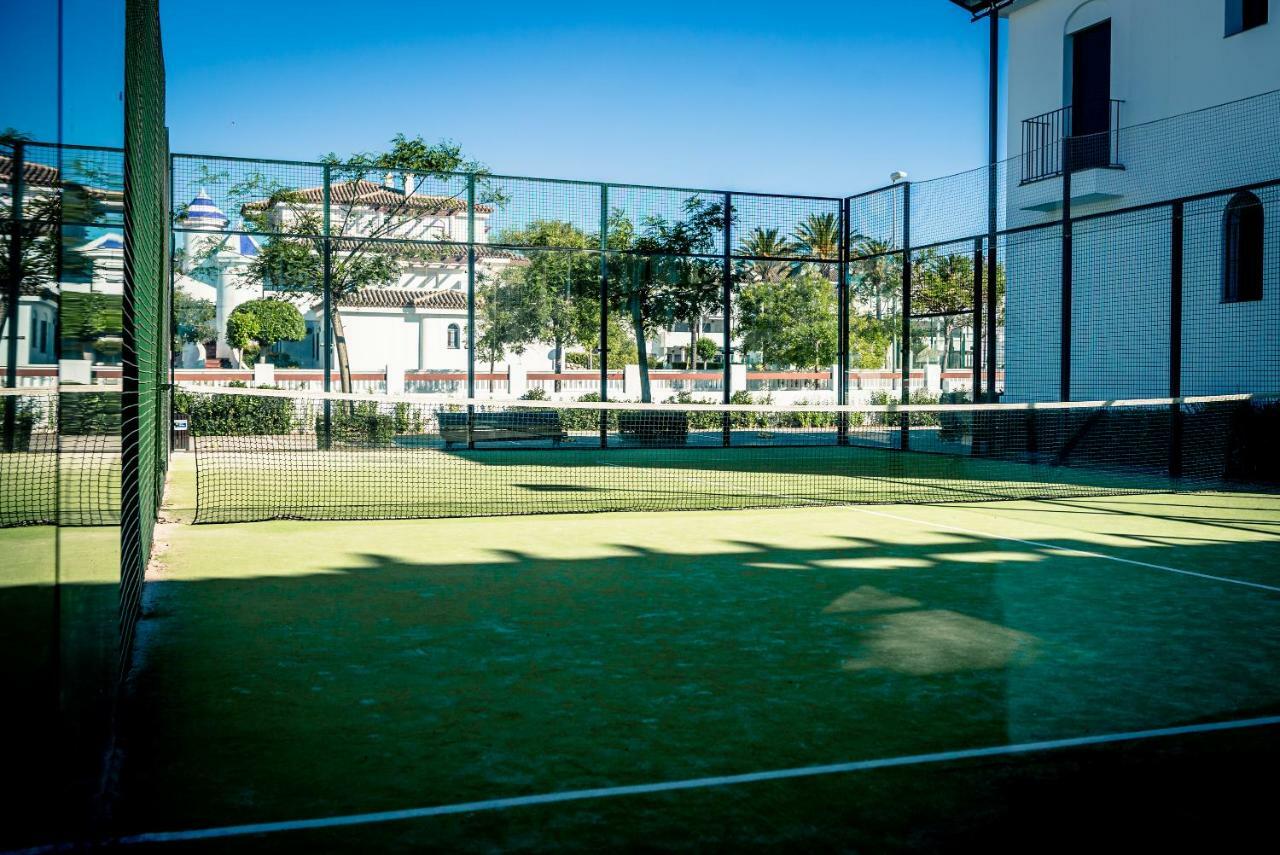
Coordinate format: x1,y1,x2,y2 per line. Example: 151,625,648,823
0,387,122,527
173,385,1280,524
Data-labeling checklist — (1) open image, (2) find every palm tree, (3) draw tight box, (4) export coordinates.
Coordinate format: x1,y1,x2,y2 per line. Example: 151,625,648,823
849,235,901,320
794,212,840,261
740,227,796,283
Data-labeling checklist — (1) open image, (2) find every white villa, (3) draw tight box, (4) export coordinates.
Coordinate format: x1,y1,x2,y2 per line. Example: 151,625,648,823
995,0,1279,401
174,175,736,382
0,152,125,379
175,179,527,376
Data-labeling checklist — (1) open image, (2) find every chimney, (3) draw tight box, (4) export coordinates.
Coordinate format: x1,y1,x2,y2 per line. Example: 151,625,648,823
383,172,394,188
403,172,416,198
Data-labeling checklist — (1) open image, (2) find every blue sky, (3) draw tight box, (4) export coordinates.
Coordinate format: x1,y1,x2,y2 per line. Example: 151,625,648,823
162,0,1007,195
3,0,1007,197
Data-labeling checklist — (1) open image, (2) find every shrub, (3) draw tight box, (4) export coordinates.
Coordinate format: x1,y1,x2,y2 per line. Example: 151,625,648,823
176,384,295,436
60,392,121,435
4,399,38,450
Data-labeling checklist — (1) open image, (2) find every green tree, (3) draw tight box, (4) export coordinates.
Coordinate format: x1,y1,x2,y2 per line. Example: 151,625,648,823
695,336,719,367
794,212,840,282
496,220,602,387
228,134,495,392
739,227,796,283
611,197,728,398
60,292,122,359
736,272,838,375
173,290,216,357
910,251,1006,372
847,314,893,369
474,270,543,392
849,235,902,320
226,299,306,366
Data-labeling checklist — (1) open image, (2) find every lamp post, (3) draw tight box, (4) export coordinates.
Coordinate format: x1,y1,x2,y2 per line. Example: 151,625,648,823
889,170,908,247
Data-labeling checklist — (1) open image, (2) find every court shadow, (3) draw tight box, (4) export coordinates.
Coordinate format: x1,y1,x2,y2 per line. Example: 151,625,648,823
94,523,1280,851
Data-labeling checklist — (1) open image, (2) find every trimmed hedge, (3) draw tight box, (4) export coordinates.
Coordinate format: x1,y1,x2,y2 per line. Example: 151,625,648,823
176,385,295,436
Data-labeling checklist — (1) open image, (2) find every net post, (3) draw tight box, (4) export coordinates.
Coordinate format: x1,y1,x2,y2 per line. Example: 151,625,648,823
1060,141,1072,402
721,191,732,447
321,162,332,450
466,173,476,450
900,181,912,451
599,184,609,449
2,141,22,452
1169,200,1184,478
837,196,849,446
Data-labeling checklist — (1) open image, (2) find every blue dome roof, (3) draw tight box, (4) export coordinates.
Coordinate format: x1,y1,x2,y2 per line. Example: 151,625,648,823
183,188,228,227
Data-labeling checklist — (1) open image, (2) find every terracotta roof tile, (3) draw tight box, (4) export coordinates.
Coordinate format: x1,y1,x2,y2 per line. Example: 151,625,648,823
0,154,61,188
243,179,492,215
326,238,522,262
339,288,468,310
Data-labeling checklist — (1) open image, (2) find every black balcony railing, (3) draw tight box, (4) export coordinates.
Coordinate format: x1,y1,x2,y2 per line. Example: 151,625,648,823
1021,100,1123,184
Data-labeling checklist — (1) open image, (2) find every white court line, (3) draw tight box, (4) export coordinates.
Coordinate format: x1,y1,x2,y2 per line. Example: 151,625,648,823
31,714,1258,847
851,506,1280,594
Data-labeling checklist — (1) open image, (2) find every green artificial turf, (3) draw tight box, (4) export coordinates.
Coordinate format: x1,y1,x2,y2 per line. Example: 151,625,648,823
109,461,1280,849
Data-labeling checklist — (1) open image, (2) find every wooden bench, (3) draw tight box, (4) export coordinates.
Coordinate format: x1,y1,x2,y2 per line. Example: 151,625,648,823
437,410,567,448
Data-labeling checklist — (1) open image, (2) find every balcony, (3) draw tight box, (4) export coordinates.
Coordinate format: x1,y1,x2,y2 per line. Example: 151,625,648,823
1021,100,1123,184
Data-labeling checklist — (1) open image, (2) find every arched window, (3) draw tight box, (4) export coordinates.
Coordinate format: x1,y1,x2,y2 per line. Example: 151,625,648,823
446,323,461,349
1222,191,1264,303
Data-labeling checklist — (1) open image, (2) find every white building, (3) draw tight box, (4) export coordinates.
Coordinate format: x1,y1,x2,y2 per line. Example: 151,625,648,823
995,0,1280,401
0,152,125,377
175,176,744,384
175,180,551,377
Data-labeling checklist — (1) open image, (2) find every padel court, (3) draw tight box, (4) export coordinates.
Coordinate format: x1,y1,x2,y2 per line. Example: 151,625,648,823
106,454,1280,850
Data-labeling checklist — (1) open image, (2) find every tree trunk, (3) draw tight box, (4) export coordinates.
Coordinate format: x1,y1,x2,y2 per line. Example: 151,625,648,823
690,315,698,371
554,335,563,393
940,322,953,380
629,293,651,403
330,306,354,394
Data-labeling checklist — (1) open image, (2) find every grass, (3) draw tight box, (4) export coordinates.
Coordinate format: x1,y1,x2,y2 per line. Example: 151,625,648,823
1,522,120,851
106,458,1280,850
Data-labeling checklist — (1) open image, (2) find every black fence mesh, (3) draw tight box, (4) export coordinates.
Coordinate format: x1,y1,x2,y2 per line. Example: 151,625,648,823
8,85,1280,531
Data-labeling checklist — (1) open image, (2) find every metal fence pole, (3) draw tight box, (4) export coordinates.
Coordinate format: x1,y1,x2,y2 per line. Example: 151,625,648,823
837,197,849,445
3,142,23,452
901,179,911,447
1060,143,1073,402
986,8,1000,402
972,236,984,399
1169,200,1184,478
321,163,332,448
900,181,912,451
466,173,476,449
722,191,732,447
599,184,609,449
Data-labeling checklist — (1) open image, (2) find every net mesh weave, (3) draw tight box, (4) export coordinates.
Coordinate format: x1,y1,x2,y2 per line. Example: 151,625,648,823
176,386,1280,524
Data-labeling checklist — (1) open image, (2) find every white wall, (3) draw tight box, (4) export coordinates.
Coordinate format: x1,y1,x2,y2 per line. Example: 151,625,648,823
1001,0,1280,401
1180,186,1280,396
1007,0,1280,170
341,310,422,371
0,299,58,367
